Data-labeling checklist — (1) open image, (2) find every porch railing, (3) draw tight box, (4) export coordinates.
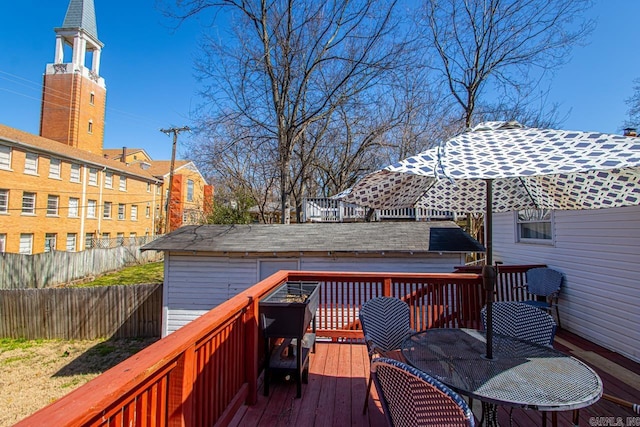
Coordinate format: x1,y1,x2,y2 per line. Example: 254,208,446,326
17,267,537,426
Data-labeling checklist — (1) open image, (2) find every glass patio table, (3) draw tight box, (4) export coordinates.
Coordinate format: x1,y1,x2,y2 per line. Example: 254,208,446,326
401,328,602,427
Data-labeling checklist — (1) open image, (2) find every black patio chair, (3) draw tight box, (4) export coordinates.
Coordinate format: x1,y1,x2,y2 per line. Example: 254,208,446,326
516,267,564,328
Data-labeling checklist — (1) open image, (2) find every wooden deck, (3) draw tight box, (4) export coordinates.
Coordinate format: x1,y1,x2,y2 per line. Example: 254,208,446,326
230,329,640,426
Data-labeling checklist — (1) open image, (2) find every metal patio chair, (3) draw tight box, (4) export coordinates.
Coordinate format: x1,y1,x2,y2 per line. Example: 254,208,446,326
371,357,476,427
359,296,413,414
517,267,564,328
481,301,557,347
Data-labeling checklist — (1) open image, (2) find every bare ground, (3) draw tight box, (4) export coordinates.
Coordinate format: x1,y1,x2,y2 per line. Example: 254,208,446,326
0,337,158,426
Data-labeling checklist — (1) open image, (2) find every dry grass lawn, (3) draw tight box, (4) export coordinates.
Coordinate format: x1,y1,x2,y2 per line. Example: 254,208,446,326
0,337,158,426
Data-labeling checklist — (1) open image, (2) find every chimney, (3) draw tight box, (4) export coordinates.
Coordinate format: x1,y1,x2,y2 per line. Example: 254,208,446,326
624,127,637,137
121,147,127,162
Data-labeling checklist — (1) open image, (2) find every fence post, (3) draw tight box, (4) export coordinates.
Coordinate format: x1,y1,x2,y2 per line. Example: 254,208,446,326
383,277,392,297
168,344,196,427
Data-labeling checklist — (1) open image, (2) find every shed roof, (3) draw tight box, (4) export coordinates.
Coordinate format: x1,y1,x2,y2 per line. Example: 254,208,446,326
143,222,485,254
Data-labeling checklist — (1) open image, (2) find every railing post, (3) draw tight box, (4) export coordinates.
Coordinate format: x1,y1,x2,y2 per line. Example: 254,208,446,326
168,344,195,427
383,277,392,297
244,296,260,405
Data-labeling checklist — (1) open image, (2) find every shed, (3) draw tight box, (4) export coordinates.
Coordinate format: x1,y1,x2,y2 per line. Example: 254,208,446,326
143,221,484,335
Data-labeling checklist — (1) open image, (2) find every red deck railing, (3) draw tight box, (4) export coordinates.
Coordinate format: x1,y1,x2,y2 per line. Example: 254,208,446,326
16,267,538,426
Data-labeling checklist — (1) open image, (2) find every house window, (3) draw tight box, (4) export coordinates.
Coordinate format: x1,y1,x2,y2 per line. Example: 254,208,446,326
118,203,125,220
45,233,57,252
131,205,138,221
47,195,60,216
49,158,61,179
187,179,194,202
19,234,33,255
22,192,36,214
88,168,98,186
24,152,38,175
0,234,5,253
0,189,8,213
66,233,77,251
119,176,127,191
87,199,97,218
105,171,113,188
103,201,112,219
516,209,554,243
70,163,81,182
85,233,94,249
88,120,93,134
68,197,79,217
0,145,11,170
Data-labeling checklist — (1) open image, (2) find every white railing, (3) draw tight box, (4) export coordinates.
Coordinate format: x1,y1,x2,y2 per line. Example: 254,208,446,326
302,198,464,222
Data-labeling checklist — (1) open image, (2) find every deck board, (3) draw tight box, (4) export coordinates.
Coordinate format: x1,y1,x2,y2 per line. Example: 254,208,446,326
229,330,640,426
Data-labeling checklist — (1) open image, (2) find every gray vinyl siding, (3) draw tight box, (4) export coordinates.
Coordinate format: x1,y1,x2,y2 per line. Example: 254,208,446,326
493,206,640,363
162,252,465,335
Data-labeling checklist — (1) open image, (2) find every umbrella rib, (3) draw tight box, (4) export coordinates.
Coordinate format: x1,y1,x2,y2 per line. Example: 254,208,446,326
518,176,540,210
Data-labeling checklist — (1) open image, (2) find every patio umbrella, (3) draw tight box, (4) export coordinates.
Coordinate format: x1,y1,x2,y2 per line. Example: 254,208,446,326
340,120,640,357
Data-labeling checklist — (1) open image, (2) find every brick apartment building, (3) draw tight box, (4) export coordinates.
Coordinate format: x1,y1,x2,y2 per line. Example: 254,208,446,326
0,0,212,254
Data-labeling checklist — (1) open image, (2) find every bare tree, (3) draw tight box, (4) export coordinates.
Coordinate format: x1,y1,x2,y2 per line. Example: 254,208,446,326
168,0,409,223
420,0,593,128
625,78,640,131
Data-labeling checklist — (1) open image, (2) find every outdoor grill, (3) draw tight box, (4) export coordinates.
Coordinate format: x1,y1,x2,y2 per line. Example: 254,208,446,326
259,281,320,398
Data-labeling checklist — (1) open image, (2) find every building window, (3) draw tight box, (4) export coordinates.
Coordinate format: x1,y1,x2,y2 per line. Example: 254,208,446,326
131,205,138,221
24,152,39,175
88,168,98,186
87,199,97,218
145,203,150,218
157,185,161,195
66,233,77,251
129,233,137,245
101,233,110,248
85,233,94,249
116,233,125,246
516,209,554,243
0,234,5,253
45,233,57,252
49,158,61,179
68,197,79,217
70,163,81,183
88,120,93,134
147,182,151,192
105,171,113,188
119,176,127,191
187,179,194,202
90,92,95,105
22,192,36,214
118,203,125,220
19,234,33,255
103,201,112,219
0,145,11,170
47,195,59,216
0,189,8,213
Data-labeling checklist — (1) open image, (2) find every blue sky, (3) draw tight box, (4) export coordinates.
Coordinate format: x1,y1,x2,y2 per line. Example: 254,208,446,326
0,0,639,161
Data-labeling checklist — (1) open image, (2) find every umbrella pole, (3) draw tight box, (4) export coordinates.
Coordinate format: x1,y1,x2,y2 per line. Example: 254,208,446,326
482,264,496,359
485,179,493,266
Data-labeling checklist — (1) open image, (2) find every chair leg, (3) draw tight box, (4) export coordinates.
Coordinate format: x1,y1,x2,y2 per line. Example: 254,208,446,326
363,376,372,414
555,305,562,329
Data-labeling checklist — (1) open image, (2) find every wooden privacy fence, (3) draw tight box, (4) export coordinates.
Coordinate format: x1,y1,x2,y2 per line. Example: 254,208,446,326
0,283,162,339
0,245,163,289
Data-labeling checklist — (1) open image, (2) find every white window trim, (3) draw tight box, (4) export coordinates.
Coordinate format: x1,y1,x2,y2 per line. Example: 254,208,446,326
131,205,138,221
118,203,126,220
19,234,33,255
0,145,11,170
87,200,97,218
88,168,98,186
105,172,113,188
68,197,79,218
24,152,39,175
49,158,61,179
119,176,127,191
103,201,112,219
0,189,8,214
66,233,77,252
47,195,60,216
70,164,81,183
22,192,36,215
514,209,555,245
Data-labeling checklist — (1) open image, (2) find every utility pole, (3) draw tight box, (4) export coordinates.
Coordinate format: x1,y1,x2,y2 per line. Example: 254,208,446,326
160,126,190,233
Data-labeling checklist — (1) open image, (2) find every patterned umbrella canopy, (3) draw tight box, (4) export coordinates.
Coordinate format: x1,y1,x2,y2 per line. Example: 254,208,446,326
341,121,640,357
342,121,640,213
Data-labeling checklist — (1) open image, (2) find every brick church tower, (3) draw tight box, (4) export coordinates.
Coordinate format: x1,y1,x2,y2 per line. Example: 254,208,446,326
40,0,106,155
